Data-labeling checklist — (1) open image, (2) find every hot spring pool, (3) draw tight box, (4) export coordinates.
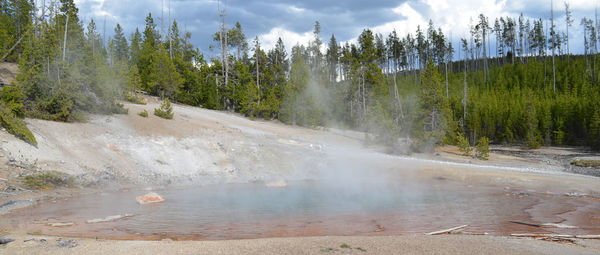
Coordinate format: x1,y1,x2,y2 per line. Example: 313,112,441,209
1,178,599,240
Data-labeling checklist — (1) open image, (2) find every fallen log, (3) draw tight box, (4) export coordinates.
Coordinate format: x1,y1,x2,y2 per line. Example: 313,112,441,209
47,222,74,227
425,225,468,235
452,231,489,235
508,220,541,227
541,223,577,229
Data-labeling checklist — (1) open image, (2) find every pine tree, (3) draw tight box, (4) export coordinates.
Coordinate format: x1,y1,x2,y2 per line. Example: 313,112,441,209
113,23,128,62
413,59,452,151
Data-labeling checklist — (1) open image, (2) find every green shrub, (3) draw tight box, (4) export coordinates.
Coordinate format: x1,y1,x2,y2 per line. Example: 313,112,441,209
0,86,24,117
475,136,490,160
0,105,37,145
154,99,174,119
22,171,73,190
455,132,472,156
138,109,148,117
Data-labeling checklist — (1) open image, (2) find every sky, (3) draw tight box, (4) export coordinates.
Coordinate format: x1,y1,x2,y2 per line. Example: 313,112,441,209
70,0,599,59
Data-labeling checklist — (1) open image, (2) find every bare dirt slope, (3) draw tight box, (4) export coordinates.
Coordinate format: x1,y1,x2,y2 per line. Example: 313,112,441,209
0,62,17,85
1,96,364,186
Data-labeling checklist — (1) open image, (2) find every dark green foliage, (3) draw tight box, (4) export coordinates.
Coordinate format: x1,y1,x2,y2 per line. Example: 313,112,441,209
0,85,24,117
22,171,73,190
154,98,174,119
412,60,452,152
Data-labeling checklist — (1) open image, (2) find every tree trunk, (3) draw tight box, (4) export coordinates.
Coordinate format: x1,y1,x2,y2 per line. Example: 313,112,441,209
62,12,69,62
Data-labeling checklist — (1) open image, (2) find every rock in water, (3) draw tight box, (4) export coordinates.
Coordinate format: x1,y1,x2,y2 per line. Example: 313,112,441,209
0,238,15,244
57,239,78,248
136,192,165,204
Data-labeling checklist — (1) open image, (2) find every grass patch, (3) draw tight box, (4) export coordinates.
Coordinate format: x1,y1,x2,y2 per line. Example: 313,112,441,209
355,247,367,252
138,109,148,117
0,106,37,145
340,243,350,249
22,171,74,190
571,159,600,168
126,93,146,105
320,247,337,253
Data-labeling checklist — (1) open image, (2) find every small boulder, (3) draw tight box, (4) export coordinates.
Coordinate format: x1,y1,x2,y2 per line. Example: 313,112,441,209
0,238,15,244
57,239,78,248
136,192,165,204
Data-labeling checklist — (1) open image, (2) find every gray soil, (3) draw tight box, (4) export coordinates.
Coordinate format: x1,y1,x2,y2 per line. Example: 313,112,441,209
1,233,600,255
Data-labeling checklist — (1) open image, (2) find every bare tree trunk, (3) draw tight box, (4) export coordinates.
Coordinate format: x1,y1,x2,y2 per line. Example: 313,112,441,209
445,60,449,98
62,12,68,62
551,0,556,93
169,0,172,59
393,67,404,124
362,72,366,118
256,54,260,106
482,26,487,88
463,55,467,132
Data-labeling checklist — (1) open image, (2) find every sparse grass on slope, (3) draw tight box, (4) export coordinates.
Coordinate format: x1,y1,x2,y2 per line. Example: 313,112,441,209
571,159,600,168
22,171,74,190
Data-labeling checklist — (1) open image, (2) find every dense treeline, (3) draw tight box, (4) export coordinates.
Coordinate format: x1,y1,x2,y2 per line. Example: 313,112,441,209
1,0,599,151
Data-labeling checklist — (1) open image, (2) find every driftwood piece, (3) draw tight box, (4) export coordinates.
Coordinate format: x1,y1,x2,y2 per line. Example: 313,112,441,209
425,225,468,235
541,223,577,229
508,220,541,227
47,222,74,227
453,231,489,236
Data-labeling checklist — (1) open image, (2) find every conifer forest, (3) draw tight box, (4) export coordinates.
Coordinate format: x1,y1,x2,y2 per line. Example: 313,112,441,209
1,0,600,152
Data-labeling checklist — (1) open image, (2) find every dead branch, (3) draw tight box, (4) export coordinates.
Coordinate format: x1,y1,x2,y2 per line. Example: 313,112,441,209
509,220,541,227
425,225,468,235
0,34,26,62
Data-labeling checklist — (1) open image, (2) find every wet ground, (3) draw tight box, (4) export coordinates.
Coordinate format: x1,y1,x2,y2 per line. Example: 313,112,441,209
1,175,599,241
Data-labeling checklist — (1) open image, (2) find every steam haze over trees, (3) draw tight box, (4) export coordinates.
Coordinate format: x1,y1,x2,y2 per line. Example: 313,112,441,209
1,0,600,152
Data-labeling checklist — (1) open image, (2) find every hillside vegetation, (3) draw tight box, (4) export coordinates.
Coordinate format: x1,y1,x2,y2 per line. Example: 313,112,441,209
0,0,599,152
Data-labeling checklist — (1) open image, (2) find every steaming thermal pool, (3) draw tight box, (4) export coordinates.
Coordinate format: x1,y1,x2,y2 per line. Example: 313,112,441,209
2,177,599,240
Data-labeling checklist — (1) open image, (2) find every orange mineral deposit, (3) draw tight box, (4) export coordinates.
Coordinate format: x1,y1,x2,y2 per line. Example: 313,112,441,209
136,192,165,204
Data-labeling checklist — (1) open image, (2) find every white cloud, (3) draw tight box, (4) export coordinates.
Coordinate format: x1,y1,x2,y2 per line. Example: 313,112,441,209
289,5,305,13
258,27,314,53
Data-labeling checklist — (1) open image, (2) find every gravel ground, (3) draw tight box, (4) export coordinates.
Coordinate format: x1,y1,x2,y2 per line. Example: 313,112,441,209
2,233,600,255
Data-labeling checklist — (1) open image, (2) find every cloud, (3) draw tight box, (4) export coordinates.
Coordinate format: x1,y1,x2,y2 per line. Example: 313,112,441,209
62,0,598,58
